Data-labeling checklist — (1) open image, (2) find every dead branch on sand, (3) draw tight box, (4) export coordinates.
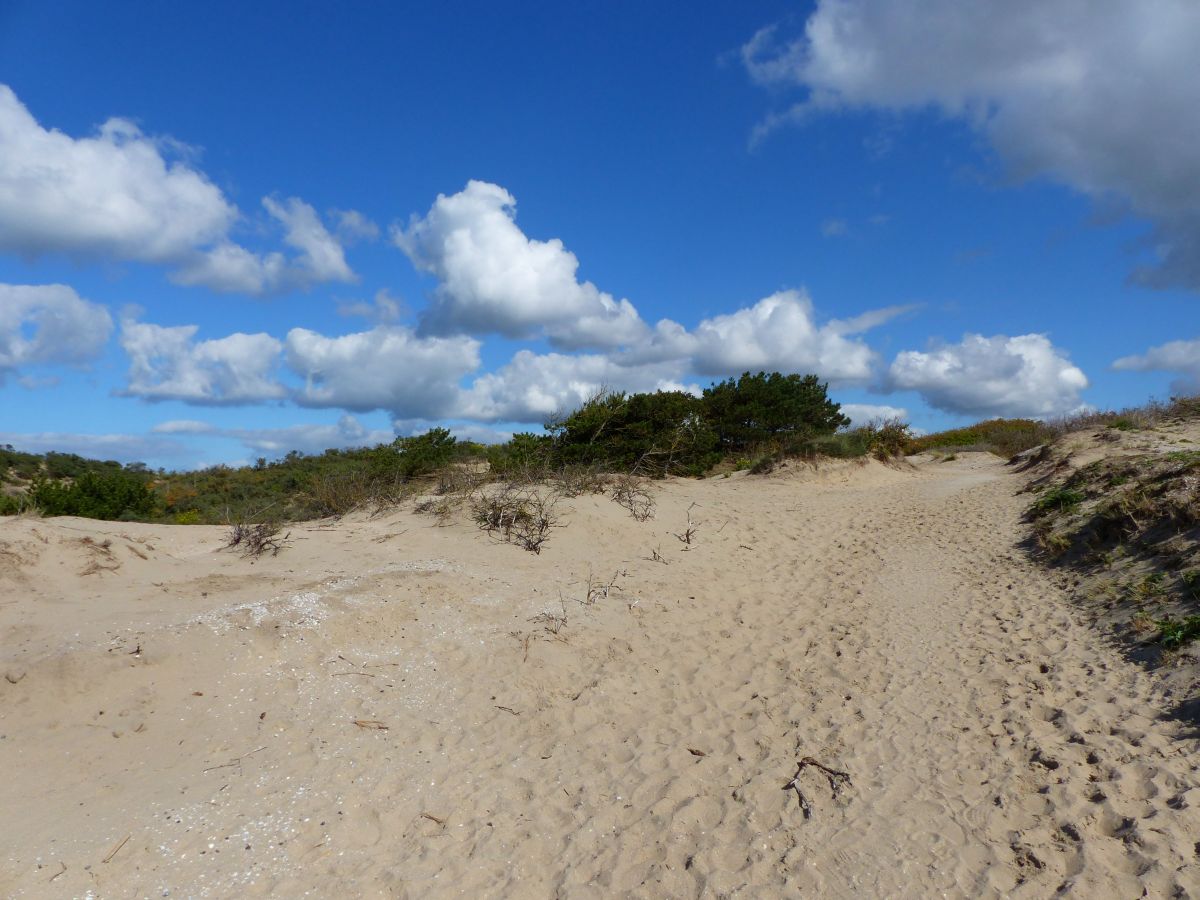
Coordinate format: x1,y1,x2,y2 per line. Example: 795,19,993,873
783,757,852,819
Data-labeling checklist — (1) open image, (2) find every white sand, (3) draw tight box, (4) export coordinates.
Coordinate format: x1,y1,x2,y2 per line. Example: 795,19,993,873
1,453,1197,897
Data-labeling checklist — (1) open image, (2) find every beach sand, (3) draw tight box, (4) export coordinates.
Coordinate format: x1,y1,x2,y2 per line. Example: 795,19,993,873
1,453,1198,897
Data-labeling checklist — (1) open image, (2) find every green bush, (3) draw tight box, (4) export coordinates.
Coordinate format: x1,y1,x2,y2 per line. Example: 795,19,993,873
702,372,848,452
30,471,156,520
549,390,719,476
487,432,554,479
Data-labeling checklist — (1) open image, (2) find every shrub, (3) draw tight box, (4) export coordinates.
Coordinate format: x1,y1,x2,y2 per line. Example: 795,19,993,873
486,432,554,480
1156,615,1200,650
702,372,848,452
549,389,719,476
1032,487,1085,517
30,471,156,520
471,486,561,553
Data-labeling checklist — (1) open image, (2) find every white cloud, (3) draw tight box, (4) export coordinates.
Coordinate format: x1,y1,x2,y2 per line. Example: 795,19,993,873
458,349,693,423
624,290,888,384
0,283,113,381
743,0,1200,290
394,180,648,349
153,414,394,457
171,196,354,295
840,403,908,427
336,288,404,323
889,333,1088,418
821,218,848,237
333,209,380,243
0,85,354,294
152,419,212,434
0,85,235,263
119,318,285,404
285,325,480,419
1113,338,1200,395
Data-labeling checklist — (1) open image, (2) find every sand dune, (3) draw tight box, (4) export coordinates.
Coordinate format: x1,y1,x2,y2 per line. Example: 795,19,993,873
1,454,1198,897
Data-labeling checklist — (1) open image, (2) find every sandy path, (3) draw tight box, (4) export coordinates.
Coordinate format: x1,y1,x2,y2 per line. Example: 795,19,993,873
1,455,1197,897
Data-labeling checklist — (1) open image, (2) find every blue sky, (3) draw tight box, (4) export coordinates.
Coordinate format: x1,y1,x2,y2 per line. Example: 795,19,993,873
0,0,1197,469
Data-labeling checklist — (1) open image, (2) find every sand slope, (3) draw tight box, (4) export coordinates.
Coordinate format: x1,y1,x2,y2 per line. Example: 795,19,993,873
1,454,1197,898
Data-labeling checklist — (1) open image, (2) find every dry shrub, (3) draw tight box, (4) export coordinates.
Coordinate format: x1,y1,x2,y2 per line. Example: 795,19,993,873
414,495,460,524
471,485,562,554
610,473,655,521
309,471,405,517
554,465,610,498
225,521,291,557
436,464,487,496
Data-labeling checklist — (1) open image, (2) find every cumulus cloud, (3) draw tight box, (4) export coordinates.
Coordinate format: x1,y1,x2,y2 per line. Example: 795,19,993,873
458,350,694,423
624,290,896,385
840,403,909,427
395,180,648,349
743,0,1200,290
119,317,285,404
285,325,480,419
0,86,234,263
153,413,394,457
889,333,1088,418
0,85,354,294
1113,339,1200,395
0,283,113,381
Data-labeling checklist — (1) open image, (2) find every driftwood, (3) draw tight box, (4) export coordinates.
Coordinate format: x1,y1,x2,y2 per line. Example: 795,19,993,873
783,757,852,819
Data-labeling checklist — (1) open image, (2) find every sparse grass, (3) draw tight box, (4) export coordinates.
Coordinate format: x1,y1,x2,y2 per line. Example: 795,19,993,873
1032,487,1085,517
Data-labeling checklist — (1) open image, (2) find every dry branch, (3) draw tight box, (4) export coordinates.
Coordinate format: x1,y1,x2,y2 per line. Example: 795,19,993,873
783,757,852,819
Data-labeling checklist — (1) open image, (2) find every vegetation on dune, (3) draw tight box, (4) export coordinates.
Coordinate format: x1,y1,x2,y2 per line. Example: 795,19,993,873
3,371,890,525
1020,394,1200,654
904,419,1054,458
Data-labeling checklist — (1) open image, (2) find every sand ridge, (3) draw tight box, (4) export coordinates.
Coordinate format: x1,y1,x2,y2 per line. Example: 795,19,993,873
1,454,1198,897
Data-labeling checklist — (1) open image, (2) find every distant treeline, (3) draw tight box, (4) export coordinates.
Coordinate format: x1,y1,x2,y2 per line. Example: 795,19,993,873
2,371,911,523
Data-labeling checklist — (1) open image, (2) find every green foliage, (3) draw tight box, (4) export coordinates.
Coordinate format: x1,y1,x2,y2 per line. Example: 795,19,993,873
1032,487,1085,517
1156,615,1200,650
549,390,719,476
702,372,848,452
29,470,156,520
486,432,554,479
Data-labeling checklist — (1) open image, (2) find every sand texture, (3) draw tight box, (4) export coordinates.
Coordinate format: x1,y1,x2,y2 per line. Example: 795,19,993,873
1,453,1198,898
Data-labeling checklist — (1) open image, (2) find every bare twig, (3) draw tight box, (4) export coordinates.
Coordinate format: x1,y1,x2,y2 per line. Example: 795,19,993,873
783,757,852,819
203,745,267,773
102,834,130,864
353,719,389,730
672,502,701,548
